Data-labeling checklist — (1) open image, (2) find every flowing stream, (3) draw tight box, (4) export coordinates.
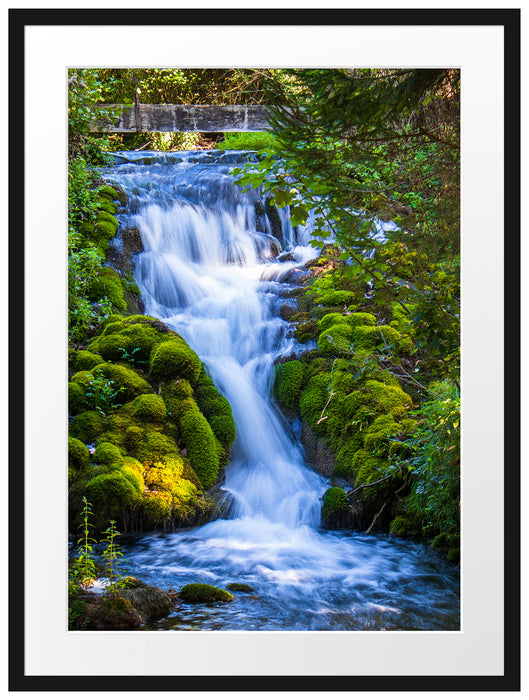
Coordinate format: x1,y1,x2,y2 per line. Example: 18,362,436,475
101,150,460,631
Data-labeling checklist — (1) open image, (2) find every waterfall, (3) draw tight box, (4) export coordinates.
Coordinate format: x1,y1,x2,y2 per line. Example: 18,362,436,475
100,150,460,631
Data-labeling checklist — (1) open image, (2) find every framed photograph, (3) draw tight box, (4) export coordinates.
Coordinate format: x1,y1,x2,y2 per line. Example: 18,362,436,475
9,7,520,693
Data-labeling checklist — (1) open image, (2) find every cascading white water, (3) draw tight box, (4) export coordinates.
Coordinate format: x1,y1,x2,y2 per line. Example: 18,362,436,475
101,150,459,631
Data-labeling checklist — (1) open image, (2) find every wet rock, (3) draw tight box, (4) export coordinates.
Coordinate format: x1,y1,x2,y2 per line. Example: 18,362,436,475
118,579,175,620
179,583,234,604
84,594,143,630
226,583,255,593
279,303,297,321
300,421,336,476
122,226,144,255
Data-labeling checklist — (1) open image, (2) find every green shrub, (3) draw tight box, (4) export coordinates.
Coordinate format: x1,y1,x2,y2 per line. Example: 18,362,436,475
179,583,234,604
150,340,201,385
273,360,304,409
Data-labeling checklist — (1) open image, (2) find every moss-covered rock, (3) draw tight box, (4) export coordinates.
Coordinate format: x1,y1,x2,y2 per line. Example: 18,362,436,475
131,394,167,423
85,470,141,518
345,311,377,328
333,434,365,480
93,441,123,465
363,380,413,419
97,198,118,215
142,494,172,526
352,449,388,483
447,547,460,564
88,267,126,311
314,290,356,307
317,324,352,355
350,324,398,351
294,319,319,343
92,363,151,403
69,381,88,414
72,350,104,372
321,486,350,527
362,414,404,455
389,515,418,537
178,399,221,489
273,360,304,409
150,340,201,385
68,436,90,483
118,582,174,620
179,583,234,604
299,373,331,431
226,583,255,593
131,429,180,465
71,410,105,442
208,414,236,446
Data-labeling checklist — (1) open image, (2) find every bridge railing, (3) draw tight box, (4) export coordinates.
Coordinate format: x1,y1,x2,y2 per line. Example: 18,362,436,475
90,104,272,133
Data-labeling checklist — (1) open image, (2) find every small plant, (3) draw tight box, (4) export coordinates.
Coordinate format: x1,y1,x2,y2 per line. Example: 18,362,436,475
85,373,121,414
101,520,125,588
70,497,97,588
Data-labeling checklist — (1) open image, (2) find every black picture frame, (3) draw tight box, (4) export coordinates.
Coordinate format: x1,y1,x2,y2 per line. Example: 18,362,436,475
9,7,520,693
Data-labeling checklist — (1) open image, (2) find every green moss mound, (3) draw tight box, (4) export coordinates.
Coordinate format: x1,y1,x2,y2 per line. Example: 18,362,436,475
208,415,236,445
69,381,87,414
73,350,104,372
364,380,413,419
142,494,172,526
92,363,151,403
131,394,167,423
88,267,126,311
321,487,350,524
85,470,141,518
132,430,180,466
299,373,331,431
150,340,201,385
273,360,304,409
68,436,90,483
93,441,122,465
71,410,105,442
179,583,234,604
178,400,220,489
226,583,255,593
350,324,402,352
317,323,352,355
314,290,356,307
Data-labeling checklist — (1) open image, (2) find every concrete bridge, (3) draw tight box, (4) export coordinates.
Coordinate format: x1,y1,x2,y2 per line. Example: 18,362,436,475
90,104,272,133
